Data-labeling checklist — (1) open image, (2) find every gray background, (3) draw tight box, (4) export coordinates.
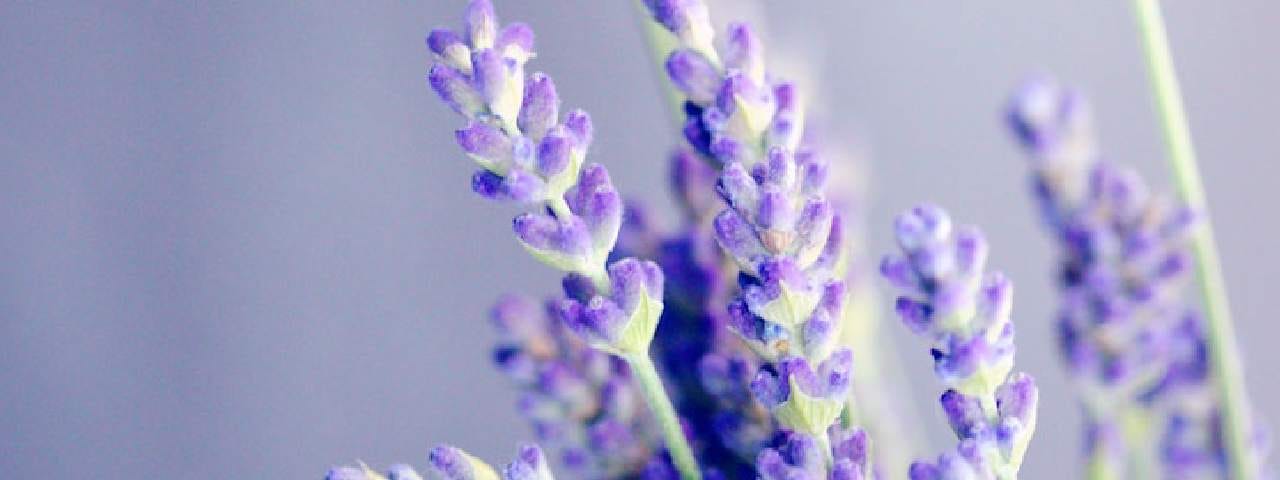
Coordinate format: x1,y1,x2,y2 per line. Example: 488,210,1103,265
2,1,1276,478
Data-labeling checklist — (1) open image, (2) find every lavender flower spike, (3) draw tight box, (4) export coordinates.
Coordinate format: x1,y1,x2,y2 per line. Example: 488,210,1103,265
427,3,700,478
1008,78,1264,478
883,205,1039,479
428,0,620,289
643,0,875,474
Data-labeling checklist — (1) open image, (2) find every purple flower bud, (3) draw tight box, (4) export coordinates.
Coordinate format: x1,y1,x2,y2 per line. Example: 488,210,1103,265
643,0,713,48
665,49,720,104
940,390,984,438
725,23,764,84
455,121,512,167
755,190,794,231
564,109,593,149
471,170,506,200
1006,78,1090,156
714,209,766,272
609,257,665,311
894,297,932,335
472,49,509,107
428,29,471,72
513,212,592,258
536,130,572,178
894,204,951,251
879,254,916,291
565,164,621,250
427,29,461,56
519,73,559,141
995,372,1038,426
429,64,484,117
954,226,988,276
716,161,758,206
560,273,597,303
504,169,546,204
497,22,534,62
791,199,834,266
430,445,489,480
464,0,497,49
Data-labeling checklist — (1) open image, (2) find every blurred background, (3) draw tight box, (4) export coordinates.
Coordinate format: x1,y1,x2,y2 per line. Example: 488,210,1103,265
2,1,1277,478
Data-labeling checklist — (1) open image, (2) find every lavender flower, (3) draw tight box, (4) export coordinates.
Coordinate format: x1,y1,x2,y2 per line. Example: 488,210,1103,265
641,1,866,475
427,3,700,478
429,0,620,290
882,205,1039,479
491,295,657,476
1007,79,1261,478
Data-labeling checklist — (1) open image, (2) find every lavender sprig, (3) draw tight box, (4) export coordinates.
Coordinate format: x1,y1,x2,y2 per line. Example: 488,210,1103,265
641,1,869,475
1008,79,1260,478
426,2,699,478
882,206,1039,479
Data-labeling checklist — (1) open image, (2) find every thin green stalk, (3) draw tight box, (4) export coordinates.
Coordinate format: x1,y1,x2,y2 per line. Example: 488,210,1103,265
630,0,686,123
1130,1,1256,478
624,352,702,480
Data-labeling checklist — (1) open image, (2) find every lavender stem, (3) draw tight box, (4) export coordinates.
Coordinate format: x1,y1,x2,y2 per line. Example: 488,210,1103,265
1130,1,1256,478
624,352,702,480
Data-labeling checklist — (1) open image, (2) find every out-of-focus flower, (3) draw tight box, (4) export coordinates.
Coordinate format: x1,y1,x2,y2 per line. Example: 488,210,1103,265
1006,78,1266,478
882,205,1039,479
491,295,657,476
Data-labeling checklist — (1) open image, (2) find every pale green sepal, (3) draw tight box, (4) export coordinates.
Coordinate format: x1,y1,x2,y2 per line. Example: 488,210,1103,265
445,449,501,480
466,151,509,176
773,376,843,436
442,44,473,76
355,462,389,480
499,66,525,132
516,239,594,275
951,355,1014,399
753,281,821,330
540,154,583,213
728,93,773,146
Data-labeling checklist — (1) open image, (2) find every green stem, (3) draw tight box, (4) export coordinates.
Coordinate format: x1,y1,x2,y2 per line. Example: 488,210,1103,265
630,0,686,123
624,352,702,480
1130,1,1256,478
1086,443,1124,480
